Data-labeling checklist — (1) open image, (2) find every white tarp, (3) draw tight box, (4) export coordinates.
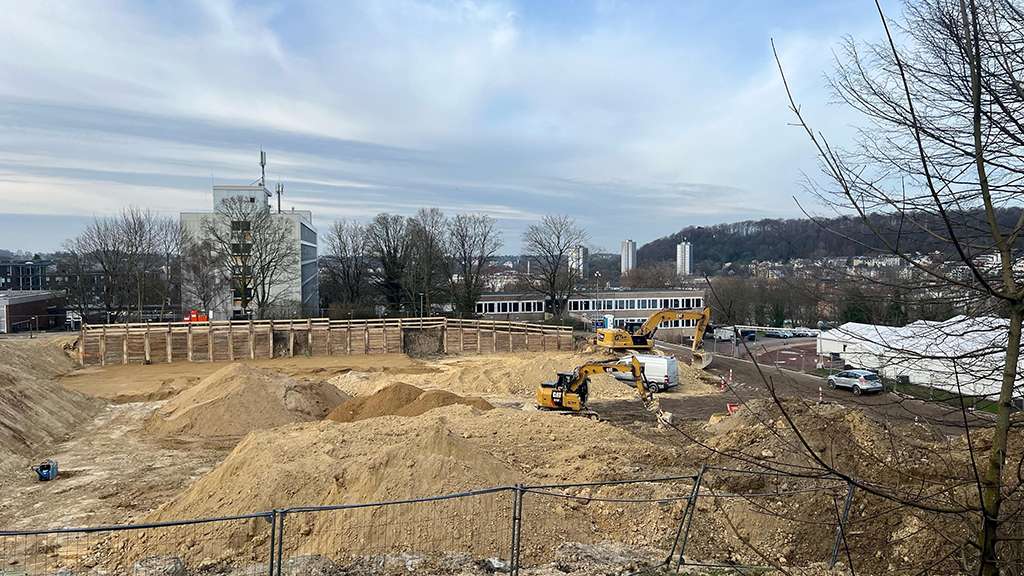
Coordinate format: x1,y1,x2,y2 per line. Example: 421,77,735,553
817,316,1019,398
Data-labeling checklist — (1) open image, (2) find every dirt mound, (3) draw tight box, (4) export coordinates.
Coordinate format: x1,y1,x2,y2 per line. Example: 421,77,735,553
0,336,102,474
328,352,655,401
109,405,685,567
144,363,347,441
327,383,493,422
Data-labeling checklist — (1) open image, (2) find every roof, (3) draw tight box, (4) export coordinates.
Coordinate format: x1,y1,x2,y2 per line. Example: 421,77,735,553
0,290,62,305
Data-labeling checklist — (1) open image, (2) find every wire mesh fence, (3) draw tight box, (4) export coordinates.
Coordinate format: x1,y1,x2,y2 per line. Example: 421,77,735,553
276,488,514,575
1,472,864,576
515,476,695,572
0,513,275,576
680,466,852,571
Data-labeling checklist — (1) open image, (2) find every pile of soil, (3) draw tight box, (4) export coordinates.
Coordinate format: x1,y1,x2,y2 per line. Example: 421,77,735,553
328,352,653,401
144,363,347,441
110,405,686,566
0,336,102,474
327,382,493,423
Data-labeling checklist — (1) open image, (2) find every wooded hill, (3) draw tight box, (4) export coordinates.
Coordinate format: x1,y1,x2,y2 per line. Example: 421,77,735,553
637,208,1024,273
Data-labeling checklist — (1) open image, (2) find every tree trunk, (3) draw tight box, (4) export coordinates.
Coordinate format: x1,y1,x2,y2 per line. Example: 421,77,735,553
979,307,1023,576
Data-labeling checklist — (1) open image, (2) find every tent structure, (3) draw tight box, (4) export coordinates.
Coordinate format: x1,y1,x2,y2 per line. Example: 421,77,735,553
817,316,1020,399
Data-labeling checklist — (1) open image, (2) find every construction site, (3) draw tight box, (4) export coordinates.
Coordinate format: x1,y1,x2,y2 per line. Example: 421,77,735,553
0,315,1013,576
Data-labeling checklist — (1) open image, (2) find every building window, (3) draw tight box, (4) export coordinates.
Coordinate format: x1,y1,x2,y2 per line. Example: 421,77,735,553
476,303,484,313
487,303,496,313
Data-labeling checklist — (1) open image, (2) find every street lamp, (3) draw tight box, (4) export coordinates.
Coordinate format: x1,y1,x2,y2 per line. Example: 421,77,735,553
417,292,425,318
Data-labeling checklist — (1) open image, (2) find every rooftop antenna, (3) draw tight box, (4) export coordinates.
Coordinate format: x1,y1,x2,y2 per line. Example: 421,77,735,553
259,149,267,188
276,182,283,214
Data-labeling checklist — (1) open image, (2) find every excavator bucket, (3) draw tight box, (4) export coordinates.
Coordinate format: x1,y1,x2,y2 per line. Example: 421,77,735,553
692,351,713,370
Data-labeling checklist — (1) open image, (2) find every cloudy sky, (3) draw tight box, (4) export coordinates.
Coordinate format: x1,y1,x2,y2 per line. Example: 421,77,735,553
0,0,888,254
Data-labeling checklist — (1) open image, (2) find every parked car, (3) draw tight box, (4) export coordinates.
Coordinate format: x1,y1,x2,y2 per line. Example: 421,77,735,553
791,328,815,337
612,354,679,392
827,369,884,395
764,329,791,339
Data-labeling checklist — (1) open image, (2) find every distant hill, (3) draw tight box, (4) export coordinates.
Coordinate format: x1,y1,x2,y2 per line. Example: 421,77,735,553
638,208,1024,273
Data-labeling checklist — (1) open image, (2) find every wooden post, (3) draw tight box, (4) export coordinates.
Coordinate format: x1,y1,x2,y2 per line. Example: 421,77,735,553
268,320,274,359
509,322,513,352
144,324,151,364
556,327,562,350
347,321,352,355
166,325,173,363
525,327,530,351
326,321,333,356
542,328,547,351
492,321,497,354
364,323,369,354
476,323,481,354
307,318,313,356
398,318,403,354
288,320,295,357
442,319,448,354
78,327,86,366
249,320,255,360
383,322,388,353
228,322,234,361
459,320,465,353
207,324,214,362
100,325,107,366
122,324,129,365
187,324,193,362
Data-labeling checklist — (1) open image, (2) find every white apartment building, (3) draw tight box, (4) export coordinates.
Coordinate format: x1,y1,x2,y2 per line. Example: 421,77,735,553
676,241,692,276
621,240,636,275
181,184,318,319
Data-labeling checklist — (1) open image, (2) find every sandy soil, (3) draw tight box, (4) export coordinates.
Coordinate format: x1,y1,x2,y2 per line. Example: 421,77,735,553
0,401,223,530
59,353,425,401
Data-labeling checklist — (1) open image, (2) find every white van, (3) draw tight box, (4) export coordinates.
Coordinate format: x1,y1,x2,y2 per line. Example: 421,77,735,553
612,354,679,392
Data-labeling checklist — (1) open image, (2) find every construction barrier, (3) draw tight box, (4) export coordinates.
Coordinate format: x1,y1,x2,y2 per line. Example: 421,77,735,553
76,317,574,367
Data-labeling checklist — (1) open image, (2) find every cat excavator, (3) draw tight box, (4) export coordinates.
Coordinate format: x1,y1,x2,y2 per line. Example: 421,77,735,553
594,307,713,368
536,356,653,418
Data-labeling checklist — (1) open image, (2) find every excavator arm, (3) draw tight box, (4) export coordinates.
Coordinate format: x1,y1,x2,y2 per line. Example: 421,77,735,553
594,307,712,369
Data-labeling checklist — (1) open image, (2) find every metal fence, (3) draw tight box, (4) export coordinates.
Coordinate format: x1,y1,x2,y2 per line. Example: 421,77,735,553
1,472,861,576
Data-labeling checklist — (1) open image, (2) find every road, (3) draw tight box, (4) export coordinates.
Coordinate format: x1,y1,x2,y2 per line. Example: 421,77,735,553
645,339,988,435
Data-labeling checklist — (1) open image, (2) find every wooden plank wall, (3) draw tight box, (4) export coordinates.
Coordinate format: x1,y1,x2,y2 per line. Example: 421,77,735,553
78,317,573,366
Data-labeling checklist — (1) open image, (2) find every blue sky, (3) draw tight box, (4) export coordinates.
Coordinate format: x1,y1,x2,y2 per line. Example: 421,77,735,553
0,0,890,254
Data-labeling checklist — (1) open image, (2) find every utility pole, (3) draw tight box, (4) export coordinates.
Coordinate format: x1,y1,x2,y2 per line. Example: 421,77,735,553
276,182,283,214
259,149,266,188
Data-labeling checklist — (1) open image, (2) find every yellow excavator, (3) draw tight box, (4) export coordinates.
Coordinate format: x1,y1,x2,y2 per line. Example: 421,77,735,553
594,307,712,368
536,356,652,417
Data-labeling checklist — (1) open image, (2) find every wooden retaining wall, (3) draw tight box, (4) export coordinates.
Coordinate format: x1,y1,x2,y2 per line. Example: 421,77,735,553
77,317,574,366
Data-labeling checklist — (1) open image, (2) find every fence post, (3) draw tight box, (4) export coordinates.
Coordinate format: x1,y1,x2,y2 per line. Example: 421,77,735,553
267,510,277,576
510,485,524,576
830,482,856,568
276,510,287,576
675,465,706,569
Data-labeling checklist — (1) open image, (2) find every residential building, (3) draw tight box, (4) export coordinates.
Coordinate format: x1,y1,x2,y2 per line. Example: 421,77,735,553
675,242,692,277
181,183,318,319
569,245,589,278
0,259,53,291
620,240,636,275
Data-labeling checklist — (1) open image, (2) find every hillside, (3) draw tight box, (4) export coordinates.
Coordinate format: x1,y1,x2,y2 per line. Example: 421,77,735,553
638,208,1024,273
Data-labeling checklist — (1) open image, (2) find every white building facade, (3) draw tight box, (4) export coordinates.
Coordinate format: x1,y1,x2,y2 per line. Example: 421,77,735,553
620,240,636,275
676,241,692,276
181,184,318,319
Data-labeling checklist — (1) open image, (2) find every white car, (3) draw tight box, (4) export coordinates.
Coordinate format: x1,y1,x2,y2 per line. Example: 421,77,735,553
827,369,883,395
612,354,679,392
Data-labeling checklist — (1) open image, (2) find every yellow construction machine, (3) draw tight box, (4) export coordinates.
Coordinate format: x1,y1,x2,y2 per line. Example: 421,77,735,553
594,307,712,368
536,356,652,417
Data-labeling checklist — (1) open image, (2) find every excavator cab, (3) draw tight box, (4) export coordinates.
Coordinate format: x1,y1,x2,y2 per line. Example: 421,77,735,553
537,372,589,412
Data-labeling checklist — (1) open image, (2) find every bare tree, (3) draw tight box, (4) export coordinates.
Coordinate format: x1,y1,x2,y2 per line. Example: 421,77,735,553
366,213,412,313
404,208,448,316
620,262,677,289
324,219,369,306
180,235,228,314
203,197,298,319
522,215,588,317
767,0,1024,572
446,213,503,317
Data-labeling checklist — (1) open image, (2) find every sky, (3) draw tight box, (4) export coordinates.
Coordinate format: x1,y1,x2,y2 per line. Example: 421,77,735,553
0,0,891,254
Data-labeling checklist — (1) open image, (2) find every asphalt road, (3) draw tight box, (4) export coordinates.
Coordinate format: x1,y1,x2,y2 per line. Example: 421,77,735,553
647,339,989,435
